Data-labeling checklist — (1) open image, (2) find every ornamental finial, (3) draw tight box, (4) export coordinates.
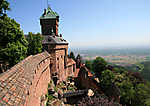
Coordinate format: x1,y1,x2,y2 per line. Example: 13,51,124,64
47,0,50,8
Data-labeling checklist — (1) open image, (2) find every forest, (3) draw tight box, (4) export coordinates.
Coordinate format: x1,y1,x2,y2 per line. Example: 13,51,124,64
84,57,150,106
68,51,150,106
124,61,150,81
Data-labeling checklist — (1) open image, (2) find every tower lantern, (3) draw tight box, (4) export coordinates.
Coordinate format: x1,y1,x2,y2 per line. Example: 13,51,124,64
40,6,59,35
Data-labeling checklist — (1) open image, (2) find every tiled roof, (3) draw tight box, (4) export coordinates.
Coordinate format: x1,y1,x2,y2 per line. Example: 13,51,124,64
42,35,68,45
74,66,93,78
40,7,59,19
67,58,76,66
74,68,80,77
0,52,50,106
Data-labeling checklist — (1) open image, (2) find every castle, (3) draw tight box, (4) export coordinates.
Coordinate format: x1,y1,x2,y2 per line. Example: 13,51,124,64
40,6,76,81
0,5,121,106
0,6,77,106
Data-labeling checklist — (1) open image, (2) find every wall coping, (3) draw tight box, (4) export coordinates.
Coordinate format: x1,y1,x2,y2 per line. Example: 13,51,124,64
0,51,50,106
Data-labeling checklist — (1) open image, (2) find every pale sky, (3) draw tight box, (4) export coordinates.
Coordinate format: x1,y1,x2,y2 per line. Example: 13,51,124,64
8,0,150,48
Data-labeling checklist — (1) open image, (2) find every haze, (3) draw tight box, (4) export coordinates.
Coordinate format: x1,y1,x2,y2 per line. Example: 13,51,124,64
8,0,150,48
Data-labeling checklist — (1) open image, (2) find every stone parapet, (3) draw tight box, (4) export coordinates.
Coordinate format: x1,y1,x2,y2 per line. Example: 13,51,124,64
0,51,51,106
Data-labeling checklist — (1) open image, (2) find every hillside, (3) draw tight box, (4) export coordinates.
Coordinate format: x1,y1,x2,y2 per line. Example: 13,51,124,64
124,61,150,81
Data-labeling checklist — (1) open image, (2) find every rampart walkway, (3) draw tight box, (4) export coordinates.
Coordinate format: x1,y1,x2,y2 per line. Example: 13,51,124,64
0,51,51,106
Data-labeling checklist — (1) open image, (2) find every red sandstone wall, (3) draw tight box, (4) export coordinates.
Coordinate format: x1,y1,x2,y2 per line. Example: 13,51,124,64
47,44,69,81
0,52,51,106
56,49,65,81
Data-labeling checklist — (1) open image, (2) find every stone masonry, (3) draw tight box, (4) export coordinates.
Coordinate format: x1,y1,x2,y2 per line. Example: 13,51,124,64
0,52,51,106
0,5,77,106
40,6,76,81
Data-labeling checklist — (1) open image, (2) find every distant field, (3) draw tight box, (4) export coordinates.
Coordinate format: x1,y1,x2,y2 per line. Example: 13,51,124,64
70,47,150,66
83,55,150,66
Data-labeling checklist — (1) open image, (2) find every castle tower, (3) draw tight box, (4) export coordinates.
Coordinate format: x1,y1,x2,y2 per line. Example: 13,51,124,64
40,6,69,81
40,7,59,35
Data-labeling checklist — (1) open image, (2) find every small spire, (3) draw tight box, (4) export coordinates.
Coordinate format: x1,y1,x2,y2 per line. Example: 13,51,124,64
47,0,48,8
47,0,50,8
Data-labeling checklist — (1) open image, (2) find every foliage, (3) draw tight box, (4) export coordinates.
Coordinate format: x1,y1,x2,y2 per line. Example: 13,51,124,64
85,60,92,70
100,70,115,89
140,61,150,81
145,98,150,106
124,61,150,81
113,67,150,106
26,32,43,55
0,16,28,68
92,57,107,78
54,86,58,92
132,83,150,106
46,92,55,106
78,95,121,106
0,0,10,16
68,51,75,60
89,56,150,106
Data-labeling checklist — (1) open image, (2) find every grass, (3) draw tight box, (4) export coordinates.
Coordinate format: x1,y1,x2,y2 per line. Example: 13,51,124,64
54,86,58,92
47,95,54,100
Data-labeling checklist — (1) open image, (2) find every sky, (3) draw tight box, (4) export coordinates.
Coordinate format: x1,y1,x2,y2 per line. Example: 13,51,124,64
7,0,150,48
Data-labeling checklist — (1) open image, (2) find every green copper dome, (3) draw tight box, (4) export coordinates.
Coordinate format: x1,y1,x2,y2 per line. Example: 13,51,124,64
40,7,59,19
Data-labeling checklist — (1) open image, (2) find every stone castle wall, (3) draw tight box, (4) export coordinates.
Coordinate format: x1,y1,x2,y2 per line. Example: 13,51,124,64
0,50,76,106
47,44,69,81
0,51,51,106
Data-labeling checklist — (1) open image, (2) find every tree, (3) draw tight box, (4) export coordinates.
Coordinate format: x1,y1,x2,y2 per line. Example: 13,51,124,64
26,32,43,55
85,60,92,70
113,66,150,106
92,57,107,77
0,16,28,69
0,0,10,16
68,51,75,60
145,98,150,106
132,83,150,106
100,70,115,89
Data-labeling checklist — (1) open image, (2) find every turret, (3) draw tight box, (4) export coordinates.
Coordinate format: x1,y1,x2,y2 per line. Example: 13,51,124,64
40,7,59,35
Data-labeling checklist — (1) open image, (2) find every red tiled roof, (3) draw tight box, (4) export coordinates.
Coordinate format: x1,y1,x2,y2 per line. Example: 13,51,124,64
84,66,93,77
88,71,93,77
74,68,80,77
67,58,76,66
74,66,93,78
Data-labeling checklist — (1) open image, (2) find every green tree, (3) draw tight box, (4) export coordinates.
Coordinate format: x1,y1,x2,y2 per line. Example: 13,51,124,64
0,16,28,69
145,98,150,106
0,0,10,16
26,32,43,55
132,83,150,106
113,67,150,106
68,51,75,60
100,69,115,89
92,57,107,78
85,60,92,70
119,79,135,105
